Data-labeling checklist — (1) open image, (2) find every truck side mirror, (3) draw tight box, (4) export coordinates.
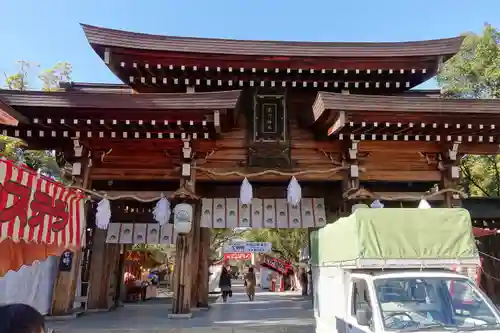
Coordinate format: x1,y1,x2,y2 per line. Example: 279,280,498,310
356,307,372,327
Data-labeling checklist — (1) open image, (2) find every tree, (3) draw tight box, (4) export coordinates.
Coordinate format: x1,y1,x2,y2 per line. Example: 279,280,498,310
210,228,248,258
39,62,72,91
4,60,35,91
1,61,72,178
437,24,500,197
244,228,308,263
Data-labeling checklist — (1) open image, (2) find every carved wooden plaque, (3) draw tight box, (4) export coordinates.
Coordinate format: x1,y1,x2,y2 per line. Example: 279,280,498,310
253,95,286,142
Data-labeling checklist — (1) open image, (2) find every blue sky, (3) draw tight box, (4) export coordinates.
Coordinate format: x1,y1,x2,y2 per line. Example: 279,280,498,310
1,0,499,90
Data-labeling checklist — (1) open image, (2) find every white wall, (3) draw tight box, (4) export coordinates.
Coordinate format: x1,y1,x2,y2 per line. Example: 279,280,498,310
0,257,57,315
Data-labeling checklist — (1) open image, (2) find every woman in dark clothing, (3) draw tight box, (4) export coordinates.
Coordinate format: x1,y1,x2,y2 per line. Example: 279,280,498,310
299,267,308,296
0,303,46,333
219,265,232,302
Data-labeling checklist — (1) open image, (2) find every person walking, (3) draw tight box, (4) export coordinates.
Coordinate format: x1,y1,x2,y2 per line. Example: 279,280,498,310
299,266,308,296
219,264,232,303
244,267,257,301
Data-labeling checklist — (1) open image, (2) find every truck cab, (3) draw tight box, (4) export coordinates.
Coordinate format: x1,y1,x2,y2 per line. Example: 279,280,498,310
310,208,500,333
346,270,500,333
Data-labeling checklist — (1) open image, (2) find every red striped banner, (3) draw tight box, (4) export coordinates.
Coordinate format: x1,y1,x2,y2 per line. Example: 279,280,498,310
0,159,86,248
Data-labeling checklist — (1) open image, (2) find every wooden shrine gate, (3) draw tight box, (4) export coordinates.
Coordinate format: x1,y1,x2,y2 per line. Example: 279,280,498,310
3,22,500,318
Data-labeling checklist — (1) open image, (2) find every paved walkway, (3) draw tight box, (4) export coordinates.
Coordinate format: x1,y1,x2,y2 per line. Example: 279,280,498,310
48,281,315,333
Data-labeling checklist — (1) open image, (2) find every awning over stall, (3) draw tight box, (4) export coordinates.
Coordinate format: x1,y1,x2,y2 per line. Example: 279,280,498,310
260,255,293,275
0,159,86,276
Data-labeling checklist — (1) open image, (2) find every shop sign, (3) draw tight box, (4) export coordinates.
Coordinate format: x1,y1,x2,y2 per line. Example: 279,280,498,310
224,241,272,253
224,252,252,260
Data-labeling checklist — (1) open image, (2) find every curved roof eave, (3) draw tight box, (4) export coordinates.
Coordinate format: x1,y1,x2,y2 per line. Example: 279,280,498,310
81,23,465,58
0,89,242,110
313,92,500,115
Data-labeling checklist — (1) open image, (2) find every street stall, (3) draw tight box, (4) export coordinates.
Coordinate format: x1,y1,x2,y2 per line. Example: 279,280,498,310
0,158,86,276
123,249,164,302
259,254,294,292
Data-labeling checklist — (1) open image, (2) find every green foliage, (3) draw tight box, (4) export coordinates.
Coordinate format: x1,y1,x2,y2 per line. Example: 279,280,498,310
3,61,36,91
1,60,72,179
38,62,72,91
438,24,500,197
437,24,500,99
460,155,500,197
210,228,248,258
244,228,308,263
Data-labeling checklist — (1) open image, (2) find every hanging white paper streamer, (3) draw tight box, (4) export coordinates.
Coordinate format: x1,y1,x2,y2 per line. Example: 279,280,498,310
153,193,171,225
287,176,302,205
418,199,432,209
370,200,384,208
240,177,253,205
96,198,111,229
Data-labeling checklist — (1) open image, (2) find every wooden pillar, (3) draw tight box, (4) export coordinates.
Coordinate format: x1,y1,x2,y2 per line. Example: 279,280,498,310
188,201,201,307
87,231,122,310
50,145,91,315
440,142,462,208
86,229,107,309
171,137,198,318
341,140,360,214
196,228,211,308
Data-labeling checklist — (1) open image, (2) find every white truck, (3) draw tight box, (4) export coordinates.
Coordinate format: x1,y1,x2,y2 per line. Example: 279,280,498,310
311,208,500,333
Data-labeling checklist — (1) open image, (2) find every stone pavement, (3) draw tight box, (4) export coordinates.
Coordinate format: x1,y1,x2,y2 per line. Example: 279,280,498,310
48,281,315,333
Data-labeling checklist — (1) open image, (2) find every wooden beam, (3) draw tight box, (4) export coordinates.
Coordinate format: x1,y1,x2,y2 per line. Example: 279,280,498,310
361,170,441,182
90,166,345,181
327,111,346,136
95,191,174,201
357,141,500,155
0,100,29,125
113,48,438,72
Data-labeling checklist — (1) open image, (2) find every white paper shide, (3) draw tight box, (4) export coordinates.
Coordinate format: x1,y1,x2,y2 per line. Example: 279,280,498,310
240,177,253,205
287,176,302,205
153,194,171,225
96,198,111,229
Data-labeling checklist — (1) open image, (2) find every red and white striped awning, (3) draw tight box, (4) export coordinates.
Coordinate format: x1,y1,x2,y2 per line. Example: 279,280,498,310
0,159,86,276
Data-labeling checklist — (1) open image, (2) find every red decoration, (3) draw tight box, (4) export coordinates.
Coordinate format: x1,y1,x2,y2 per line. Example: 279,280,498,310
261,255,292,275
473,227,498,238
224,252,251,260
0,159,85,247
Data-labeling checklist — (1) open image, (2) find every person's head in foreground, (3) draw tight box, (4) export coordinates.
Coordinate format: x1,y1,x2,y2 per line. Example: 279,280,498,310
0,304,46,333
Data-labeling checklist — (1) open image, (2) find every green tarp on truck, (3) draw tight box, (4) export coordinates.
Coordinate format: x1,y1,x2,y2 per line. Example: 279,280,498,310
310,208,479,268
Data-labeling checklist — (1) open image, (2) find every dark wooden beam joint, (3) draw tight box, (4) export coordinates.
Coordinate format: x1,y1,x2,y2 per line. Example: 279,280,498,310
70,139,84,177
103,48,111,65
439,141,461,208
181,138,192,182
341,140,360,214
